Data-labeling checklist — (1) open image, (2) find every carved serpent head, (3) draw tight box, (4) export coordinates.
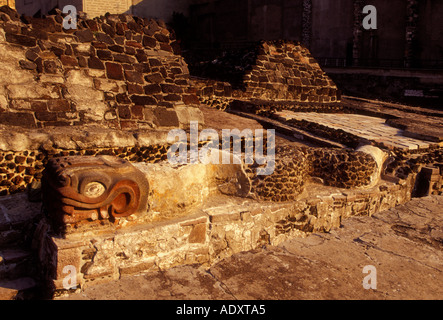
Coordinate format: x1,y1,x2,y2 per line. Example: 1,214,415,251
42,155,149,230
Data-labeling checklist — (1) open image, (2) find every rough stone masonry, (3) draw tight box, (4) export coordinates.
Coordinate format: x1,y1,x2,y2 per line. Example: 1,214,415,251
0,6,441,299
0,6,202,130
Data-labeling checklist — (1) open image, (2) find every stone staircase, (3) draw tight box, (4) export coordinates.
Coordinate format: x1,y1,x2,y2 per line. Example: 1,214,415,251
0,193,43,300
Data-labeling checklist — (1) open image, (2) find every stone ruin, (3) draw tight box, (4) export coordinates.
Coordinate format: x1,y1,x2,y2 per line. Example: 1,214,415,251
0,6,441,299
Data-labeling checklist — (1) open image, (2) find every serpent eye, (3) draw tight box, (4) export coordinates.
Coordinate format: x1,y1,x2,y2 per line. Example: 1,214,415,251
83,182,106,198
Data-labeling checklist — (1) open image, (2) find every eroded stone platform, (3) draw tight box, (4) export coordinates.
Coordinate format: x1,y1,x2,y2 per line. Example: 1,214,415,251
36,167,415,293
275,110,437,151
58,195,443,300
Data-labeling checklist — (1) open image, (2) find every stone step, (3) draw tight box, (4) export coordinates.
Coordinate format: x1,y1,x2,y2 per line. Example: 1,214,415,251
0,277,37,300
0,229,24,248
0,193,43,248
0,248,31,263
0,248,34,281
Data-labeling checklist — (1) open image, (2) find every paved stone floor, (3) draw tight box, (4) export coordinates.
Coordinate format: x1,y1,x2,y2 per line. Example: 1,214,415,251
275,111,434,151
59,195,443,300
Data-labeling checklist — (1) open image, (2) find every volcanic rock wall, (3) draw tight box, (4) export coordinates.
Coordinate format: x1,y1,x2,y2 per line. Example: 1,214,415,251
242,41,339,103
191,40,340,107
245,146,378,202
0,6,202,130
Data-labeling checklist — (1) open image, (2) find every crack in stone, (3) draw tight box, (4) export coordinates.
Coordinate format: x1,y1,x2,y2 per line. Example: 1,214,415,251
205,268,238,300
352,237,443,273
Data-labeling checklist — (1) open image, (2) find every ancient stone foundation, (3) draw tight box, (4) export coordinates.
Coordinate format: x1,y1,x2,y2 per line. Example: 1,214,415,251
0,6,202,130
190,40,340,112
34,152,415,293
0,7,441,299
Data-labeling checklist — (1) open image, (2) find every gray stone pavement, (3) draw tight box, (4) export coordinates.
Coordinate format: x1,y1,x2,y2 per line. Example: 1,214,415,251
58,195,443,300
274,110,441,151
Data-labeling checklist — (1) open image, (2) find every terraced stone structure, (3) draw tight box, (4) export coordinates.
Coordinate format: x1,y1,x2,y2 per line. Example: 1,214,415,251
0,6,205,196
190,40,340,111
0,6,442,300
0,6,201,130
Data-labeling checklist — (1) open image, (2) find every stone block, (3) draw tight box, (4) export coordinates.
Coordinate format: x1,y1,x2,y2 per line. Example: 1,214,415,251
19,59,36,70
124,70,143,84
47,99,70,112
118,105,131,119
108,44,124,53
74,29,94,43
126,40,142,49
144,72,164,84
5,33,37,47
127,83,144,95
159,43,173,53
164,94,182,102
135,51,148,62
130,105,144,120
101,23,116,37
182,94,200,105
96,49,113,60
188,223,207,244
143,84,162,95
130,95,157,105
88,56,105,70
142,35,156,48
95,32,114,45
60,55,78,67
161,84,183,94
124,45,136,55
105,62,124,80
116,93,131,104
152,106,179,127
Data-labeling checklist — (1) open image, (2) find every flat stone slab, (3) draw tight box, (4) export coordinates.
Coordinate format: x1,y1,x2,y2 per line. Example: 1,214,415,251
58,195,443,300
275,111,435,151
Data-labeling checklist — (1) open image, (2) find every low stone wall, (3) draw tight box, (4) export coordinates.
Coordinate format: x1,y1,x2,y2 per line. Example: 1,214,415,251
0,7,202,130
244,146,379,202
191,77,233,111
0,126,176,196
0,122,382,198
35,172,416,293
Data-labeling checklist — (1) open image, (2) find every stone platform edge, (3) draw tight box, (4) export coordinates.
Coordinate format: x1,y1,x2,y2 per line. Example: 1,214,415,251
35,174,415,294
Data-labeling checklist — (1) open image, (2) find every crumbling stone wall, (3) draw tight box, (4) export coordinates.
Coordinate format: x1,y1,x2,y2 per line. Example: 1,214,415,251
0,6,201,130
244,146,378,202
245,146,310,202
191,40,340,110
242,41,339,102
36,172,416,292
0,144,170,196
192,77,232,111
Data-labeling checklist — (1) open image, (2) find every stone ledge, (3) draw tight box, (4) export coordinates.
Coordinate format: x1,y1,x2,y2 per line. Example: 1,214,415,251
0,125,171,151
36,173,415,293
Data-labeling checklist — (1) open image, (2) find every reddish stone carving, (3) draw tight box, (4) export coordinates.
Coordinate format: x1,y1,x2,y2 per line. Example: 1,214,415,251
42,155,149,230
